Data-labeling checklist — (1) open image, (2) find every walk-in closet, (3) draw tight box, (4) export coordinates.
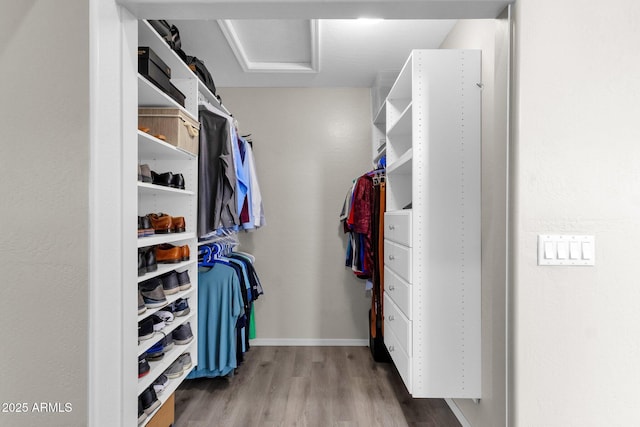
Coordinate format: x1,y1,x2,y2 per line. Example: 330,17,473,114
1,1,512,427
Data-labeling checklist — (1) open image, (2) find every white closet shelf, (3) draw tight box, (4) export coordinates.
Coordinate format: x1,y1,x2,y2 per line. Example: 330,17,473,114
387,148,413,174
138,339,196,395
138,75,198,122
387,54,413,101
373,102,386,125
137,232,197,248
137,287,196,323
137,260,196,284
197,79,231,116
138,130,196,160
387,103,412,138
138,182,195,196
138,312,196,357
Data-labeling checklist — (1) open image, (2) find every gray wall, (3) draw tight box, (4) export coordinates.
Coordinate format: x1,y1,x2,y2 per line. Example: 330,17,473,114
511,0,640,425
217,87,374,342
440,17,509,427
0,1,89,426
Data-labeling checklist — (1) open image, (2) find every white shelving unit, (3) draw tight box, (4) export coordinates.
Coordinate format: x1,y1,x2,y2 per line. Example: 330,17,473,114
382,49,482,398
136,20,202,426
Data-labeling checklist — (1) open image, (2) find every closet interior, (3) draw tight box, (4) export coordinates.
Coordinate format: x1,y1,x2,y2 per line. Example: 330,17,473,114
124,11,488,427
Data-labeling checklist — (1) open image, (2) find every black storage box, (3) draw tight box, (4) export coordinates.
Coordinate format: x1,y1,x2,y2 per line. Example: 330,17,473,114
138,47,172,96
168,82,186,107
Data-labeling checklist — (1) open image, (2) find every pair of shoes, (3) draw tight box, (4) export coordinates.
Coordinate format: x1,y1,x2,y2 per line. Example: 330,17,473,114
139,385,161,416
164,352,192,379
138,216,154,237
159,270,191,295
157,243,190,263
139,277,167,308
138,164,152,183
149,213,186,234
138,354,150,378
138,247,157,277
151,171,185,190
173,322,194,345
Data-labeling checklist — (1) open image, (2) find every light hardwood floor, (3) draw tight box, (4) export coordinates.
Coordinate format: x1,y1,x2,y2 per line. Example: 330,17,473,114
174,346,462,427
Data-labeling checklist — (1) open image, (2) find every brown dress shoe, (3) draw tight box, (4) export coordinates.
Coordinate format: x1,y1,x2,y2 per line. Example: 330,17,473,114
150,213,172,234
156,244,182,263
171,216,186,233
180,245,190,261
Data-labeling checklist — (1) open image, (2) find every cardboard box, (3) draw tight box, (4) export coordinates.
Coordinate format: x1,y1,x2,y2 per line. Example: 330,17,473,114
146,393,174,427
139,108,199,155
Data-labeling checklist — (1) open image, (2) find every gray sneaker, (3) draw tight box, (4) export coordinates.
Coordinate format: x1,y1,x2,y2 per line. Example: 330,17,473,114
138,290,147,315
164,358,183,379
178,352,192,370
139,277,167,309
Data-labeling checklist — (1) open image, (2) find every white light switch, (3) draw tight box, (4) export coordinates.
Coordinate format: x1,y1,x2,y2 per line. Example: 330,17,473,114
538,235,595,266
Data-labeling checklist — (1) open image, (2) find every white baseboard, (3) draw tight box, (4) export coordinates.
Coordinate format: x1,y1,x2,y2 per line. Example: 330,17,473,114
249,338,369,347
445,399,472,427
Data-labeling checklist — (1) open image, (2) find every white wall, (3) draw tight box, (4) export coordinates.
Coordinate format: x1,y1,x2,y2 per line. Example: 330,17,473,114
440,17,509,427
511,1,640,425
217,87,374,343
0,1,89,426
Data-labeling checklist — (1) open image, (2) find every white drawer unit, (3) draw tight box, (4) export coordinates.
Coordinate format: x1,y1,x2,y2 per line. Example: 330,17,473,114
384,266,411,320
381,50,481,399
384,292,411,356
384,210,412,247
384,239,412,283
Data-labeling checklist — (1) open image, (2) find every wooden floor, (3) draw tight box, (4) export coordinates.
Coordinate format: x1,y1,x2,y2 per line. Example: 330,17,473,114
174,346,461,427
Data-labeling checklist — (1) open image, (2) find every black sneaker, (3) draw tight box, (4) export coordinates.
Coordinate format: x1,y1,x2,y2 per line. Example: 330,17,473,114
173,322,194,345
152,374,169,395
139,386,161,415
138,397,147,425
138,317,155,341
171,298,190,317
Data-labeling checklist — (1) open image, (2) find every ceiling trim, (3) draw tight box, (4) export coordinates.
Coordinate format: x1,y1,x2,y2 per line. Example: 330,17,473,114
217,19,320,73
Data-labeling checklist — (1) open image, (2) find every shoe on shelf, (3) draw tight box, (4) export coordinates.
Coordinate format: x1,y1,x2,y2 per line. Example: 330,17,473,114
156,244,183,264
178,352,192,370
140,164,152,183
138,354,150,378
154,308,174,325
177,270,191,291
150,314,165,332
173,322,194,345
160,270,180,295
149,213,173,234
138,317,155,341
138,216,154,237
171,298,190,317
152,374,169,395
164,357,184,379
138,397,147,425
138,291,147,315
139,277,167,309
145,340,165,362
144,246,157,273
160,332,174,352
171,216,186,233
139,386,161,415
138,250,146,277
171,173,185,190
180,244,190,261
151,171,173,187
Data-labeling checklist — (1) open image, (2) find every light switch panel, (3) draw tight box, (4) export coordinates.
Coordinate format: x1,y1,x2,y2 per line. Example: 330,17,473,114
538,235,595,266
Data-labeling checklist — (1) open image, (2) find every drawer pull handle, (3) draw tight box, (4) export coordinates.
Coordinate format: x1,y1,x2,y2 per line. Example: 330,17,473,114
388,255,395,260
389,345,395,352
388,225,395,230
388,315,395,321
389,285,395,291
